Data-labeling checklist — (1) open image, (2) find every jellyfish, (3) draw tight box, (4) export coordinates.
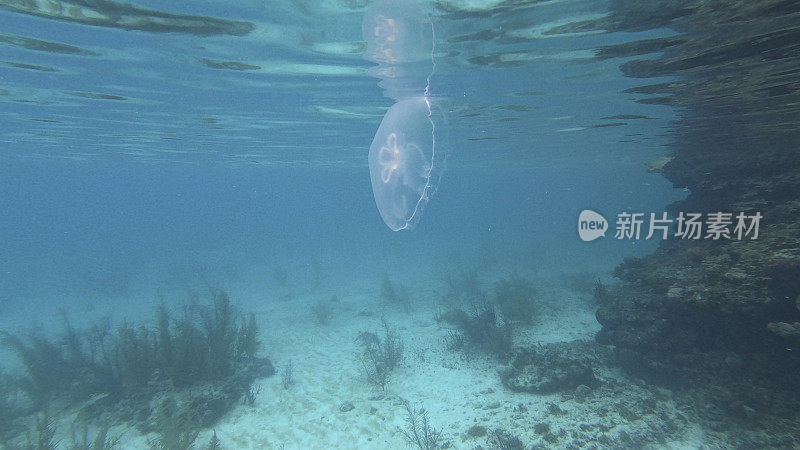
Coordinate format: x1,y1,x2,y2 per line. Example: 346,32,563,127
368,96,446,231
363,0,448,231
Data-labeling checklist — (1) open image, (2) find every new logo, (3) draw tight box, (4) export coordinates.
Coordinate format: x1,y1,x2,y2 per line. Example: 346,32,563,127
578,209,607,241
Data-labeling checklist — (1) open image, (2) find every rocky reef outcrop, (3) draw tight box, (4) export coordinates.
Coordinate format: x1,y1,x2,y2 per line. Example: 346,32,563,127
502,341,598,395
592,0,800,441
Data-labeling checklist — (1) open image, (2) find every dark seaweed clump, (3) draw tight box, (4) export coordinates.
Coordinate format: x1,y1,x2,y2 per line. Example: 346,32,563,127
398,401,444,450
440,303,513,360
0,367,27,443
356,317,404,390
442,268,482,306
0,291,273,446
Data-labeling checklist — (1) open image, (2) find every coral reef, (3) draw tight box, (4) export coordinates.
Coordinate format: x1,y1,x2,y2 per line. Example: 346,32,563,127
592,0,800,443
485,340,702,448
501,341,597,394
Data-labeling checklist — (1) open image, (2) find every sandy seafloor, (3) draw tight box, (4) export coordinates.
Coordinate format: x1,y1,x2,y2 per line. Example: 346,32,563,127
0,261,708,449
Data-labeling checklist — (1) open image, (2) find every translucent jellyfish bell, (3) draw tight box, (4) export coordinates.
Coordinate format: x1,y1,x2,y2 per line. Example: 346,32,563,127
368,97,446,231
